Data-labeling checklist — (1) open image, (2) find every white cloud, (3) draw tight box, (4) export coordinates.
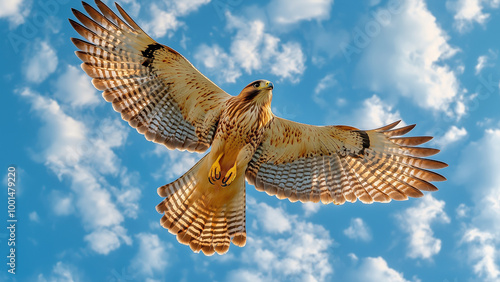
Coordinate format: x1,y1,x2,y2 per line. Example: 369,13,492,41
84,226,132,255
434,125,467,147
348,257,411,282
227,270,264,282
195,44,242,83
171,0,211,15
314,74,338,105
152,147,201,181
19,88,139,255
50,191,75,216
457,128,500,280
302,202,321,217
268,0,334,25
231,199,333,282
0,0,30,27
29,211,40,222
447,0,500,32
456,203,470,218
142,5,180,38
195,12,306,83
254,202,292,234
353,95,403,129
141,0,210,38
462,228,500,280
23,41,58,83
54,65,99,108
344,218,372,242
356,0,462,117
396,195,450,260
476,55,489,74
475,49,497,74
130,233,169,277
37,261,80,282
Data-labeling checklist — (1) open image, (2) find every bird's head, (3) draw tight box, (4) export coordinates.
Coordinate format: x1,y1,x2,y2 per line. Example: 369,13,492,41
238,80,274,105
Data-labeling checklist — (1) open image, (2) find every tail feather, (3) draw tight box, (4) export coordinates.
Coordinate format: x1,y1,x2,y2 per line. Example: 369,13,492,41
156,155,246,255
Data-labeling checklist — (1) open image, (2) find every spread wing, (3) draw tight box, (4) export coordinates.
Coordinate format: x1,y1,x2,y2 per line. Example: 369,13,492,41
246,118,447,204
70,1,230,152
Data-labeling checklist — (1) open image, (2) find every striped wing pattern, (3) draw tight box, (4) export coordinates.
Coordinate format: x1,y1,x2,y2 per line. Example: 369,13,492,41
246,120,447,205
70,0,230,152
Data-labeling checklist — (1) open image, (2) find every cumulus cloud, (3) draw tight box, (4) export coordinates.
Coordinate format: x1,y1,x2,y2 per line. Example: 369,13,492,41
352,95,403,129
268,0,334,25
457,128,500,280
229,198,333,282
254,202,292,234
434,125,467,147
302,202,321,217
130,233,169,277
141,0,210,38
54,65,99,108
85,226,132,255
355,0,462,117
195,12,306,83
397,195,450,260
344,218,372,242
0,0,30,27
447,0,500,32
347,257,411,282
37,261,80,282
19,88,140,255
23,41,58,83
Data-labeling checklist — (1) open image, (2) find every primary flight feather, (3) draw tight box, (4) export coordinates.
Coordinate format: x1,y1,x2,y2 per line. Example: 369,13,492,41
70,1,448,256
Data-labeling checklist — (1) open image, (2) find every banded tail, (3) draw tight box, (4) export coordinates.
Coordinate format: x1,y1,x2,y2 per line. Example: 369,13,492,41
156,155,247,255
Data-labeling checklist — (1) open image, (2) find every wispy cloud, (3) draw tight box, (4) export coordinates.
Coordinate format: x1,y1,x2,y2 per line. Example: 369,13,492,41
397,195,450,260
23,41,58,84
457,128,500,280
267,0,334,25
434,125,468,147
19,88,139,255
130,233,169,278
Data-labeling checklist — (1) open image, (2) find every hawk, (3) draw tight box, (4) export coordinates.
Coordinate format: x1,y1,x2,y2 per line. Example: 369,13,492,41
70,1,447,256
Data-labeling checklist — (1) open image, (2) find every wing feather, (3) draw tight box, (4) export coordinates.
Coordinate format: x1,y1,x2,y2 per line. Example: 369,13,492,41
246,118,447,204
70,1,230,152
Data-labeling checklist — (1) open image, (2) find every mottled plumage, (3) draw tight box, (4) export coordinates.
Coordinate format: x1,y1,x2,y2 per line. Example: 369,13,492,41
70,1,448,256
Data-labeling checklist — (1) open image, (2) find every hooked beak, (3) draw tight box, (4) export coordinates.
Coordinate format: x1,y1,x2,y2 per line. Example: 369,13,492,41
265,81,274,90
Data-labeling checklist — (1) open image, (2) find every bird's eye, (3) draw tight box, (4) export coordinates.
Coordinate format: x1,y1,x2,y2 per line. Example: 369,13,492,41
252,82,260,88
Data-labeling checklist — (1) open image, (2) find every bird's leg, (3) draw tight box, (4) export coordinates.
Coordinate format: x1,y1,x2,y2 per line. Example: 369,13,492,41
208,153,223,184
222,144,254,187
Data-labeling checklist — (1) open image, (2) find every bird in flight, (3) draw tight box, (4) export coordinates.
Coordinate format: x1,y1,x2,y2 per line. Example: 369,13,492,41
70,1,447,256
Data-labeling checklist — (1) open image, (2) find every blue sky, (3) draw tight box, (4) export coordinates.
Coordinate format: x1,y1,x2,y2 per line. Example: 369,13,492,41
2,0,500,281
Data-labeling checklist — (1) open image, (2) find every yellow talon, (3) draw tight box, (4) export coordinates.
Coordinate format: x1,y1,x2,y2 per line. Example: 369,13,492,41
222,165,237,187
209,153,223,184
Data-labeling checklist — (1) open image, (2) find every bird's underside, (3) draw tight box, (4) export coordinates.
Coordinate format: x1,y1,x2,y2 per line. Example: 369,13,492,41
70,0,448,256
